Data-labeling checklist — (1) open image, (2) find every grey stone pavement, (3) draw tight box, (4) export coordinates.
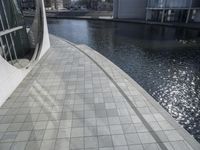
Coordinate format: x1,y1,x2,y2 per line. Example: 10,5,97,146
0,35,199,150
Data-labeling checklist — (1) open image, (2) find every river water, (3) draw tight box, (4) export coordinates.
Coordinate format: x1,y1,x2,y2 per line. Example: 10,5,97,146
47,18,200,142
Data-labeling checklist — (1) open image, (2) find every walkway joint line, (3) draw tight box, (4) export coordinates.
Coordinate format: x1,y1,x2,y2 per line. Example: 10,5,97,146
58,36,169,150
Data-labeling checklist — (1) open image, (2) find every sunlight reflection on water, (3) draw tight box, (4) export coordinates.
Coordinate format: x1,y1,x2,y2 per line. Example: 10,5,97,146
46,18,200,142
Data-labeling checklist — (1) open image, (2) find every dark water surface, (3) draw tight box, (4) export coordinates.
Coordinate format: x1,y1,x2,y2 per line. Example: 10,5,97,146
47,19,200,142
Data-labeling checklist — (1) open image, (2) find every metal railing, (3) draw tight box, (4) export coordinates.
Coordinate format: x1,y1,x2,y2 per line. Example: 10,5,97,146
0,0,29,66
0,0,47,68
0,0,19,65
0,26,23,64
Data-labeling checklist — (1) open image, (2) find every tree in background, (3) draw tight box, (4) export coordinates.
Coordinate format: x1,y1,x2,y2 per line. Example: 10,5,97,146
44,0,52,8
105,0,113,2
77,0,101,10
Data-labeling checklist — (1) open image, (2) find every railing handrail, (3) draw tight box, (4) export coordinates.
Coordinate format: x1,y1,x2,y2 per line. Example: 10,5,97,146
0,26,23,37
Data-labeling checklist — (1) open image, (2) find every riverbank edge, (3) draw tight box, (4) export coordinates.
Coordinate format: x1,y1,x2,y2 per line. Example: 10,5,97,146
24,14,200,30
53,34,200,150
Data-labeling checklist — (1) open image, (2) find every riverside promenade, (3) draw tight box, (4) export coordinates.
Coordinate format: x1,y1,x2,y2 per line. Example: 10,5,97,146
24,11,200,30
0,35,199,150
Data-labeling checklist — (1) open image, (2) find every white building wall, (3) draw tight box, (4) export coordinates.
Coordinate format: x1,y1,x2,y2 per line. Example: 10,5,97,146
113,0,147,19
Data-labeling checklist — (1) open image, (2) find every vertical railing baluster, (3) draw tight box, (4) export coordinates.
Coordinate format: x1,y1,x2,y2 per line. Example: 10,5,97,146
0,36,7,60
0,15,14,64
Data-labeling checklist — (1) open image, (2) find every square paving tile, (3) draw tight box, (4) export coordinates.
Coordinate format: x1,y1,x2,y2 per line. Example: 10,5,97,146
84,136,98,148
10,141,27,150
40,140,55,150
110,125,123,134
55,138,70,150
164,130,183,141
29,130,45,141
112,134,127,146
57,128,71,138
1,131,18,142
43,129,58,140
25,141,41,150
15,131,31,141
98,135,113,147
125,133,141,145
71,127,83,137
97,126,110,135
0,124,9,132
84,126,97,136
70,137,84,149
128,145,144,150
0,143,12,150
114,146,129,150
138,132,156,144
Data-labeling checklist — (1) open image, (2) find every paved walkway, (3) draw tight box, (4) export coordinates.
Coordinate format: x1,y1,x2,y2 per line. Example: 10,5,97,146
0,35,199,150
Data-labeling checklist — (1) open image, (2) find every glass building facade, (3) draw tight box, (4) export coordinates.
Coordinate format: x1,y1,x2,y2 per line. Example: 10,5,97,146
146,0,200,23
148,0,191,8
